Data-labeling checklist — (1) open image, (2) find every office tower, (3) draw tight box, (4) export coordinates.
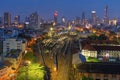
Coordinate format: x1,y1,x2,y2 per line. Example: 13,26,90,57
75,17,80,25
0,17,2,25
104,5,109,25
29,12,40,30
91,11,97,25
54,11,58,25
25,16,29,22
14,15,20,25
4,12,11,27
82,12,85,26
4,12,11,26
24,16,30,29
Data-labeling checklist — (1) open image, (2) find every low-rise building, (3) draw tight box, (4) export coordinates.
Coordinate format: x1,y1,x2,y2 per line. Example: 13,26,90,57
77,63,120,80
3,38,27,54
81,40,120,62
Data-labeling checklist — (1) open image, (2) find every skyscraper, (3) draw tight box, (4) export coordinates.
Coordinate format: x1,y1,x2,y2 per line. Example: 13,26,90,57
24,16,30,29
54,11,58,25
14,15,20,25
91,11,97,25
29,12,40,30
104,5,109,25
75,17,80,25
0,17,3,26
4,12,11,27
82,12,85,26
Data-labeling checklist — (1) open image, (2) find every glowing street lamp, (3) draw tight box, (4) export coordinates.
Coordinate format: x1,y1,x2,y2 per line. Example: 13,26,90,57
50,27,53,31
27,61,31,64
49,27,54,37
53,67,57,72
25,50,27,54
68,25,71,30
25,60,31,65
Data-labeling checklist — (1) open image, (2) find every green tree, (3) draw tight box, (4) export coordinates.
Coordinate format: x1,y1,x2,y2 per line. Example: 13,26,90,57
98,34,108,40
16,63,45,80
24,52,36,63
81,76,87,80
88,34,108,40
81,76,93,80
88,33,98,40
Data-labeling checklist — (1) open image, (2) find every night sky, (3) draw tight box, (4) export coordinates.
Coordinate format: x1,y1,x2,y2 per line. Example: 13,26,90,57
0,0,120,20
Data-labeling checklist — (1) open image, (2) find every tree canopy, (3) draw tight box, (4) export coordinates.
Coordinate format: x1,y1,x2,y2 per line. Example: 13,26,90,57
16,63,45,80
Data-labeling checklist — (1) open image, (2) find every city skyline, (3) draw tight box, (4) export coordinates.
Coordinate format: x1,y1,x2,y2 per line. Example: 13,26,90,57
0,0,120,20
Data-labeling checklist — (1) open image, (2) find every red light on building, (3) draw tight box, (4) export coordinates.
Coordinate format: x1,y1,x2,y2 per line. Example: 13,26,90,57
54,11,58,17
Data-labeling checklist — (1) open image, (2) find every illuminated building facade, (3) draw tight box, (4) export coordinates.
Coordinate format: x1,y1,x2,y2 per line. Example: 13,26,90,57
81,40,120,62
109,19,117,26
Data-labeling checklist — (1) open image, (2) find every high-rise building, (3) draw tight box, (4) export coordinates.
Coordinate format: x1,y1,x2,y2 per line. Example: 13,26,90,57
29,12,40,30
24,16,30,29
54,11,58,25
91,11,97,25
0,17,3,26
14,15,20,25
82,12,85,26
4,12,11,27
104,5,109,25
75,17,80,25
96,16,101,25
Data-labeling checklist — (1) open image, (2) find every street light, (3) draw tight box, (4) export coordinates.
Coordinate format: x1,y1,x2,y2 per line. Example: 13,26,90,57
25,50,27,54
49,27,54,37
25,60,31,65
50,27,53,31
53,67,57,72
68,25,71,30
27,60,31,64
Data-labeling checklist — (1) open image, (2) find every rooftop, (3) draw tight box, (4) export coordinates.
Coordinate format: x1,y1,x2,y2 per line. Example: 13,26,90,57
77,62,120,74
83,45,120,51
81,40,120,51
81,40,119,47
